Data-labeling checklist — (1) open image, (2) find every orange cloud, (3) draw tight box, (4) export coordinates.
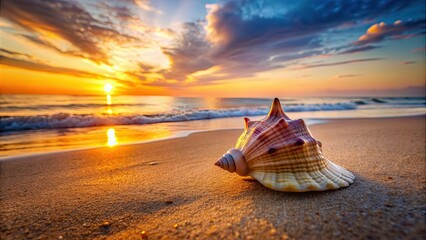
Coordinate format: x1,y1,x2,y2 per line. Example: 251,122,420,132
0,54,138,89
329,74,363,80
1,0,140,64
355,20,425,45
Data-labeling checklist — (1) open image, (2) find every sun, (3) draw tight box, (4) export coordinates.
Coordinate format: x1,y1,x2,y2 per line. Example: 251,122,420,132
104,83,113,94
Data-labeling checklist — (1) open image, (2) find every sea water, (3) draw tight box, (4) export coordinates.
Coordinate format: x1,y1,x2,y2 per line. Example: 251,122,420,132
1,94,425,158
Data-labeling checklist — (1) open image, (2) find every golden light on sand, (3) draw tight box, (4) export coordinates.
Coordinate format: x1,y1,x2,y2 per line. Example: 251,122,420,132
106,128,117,147
104,83,113,94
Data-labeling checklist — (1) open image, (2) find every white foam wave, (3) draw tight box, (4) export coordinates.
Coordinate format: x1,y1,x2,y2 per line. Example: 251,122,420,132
1,103,357,131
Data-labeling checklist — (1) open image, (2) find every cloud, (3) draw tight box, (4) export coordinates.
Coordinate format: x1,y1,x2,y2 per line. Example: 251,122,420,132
142,0,419,85
97,3,135,22
124,0,163,14
292,58,382,70
206,0,415,56
186,0,418,83
401,61,416,65
1,0,140,64
411,46,426,53
338,45,381,55
19,34,87,60
1,55,105,79
329,74,363,80
1,0,423,89
322,85,425,97
160,22,214,82
0,54,135,87
120,22,216,86
0,48,32,60
354,19,425,45
95,0,161,22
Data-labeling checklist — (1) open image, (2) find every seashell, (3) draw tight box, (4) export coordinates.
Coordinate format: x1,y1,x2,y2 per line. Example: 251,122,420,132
215,98,355,192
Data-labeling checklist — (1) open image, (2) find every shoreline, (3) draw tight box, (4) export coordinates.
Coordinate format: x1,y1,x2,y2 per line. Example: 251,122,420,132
1,114,424,161
1,116,425,239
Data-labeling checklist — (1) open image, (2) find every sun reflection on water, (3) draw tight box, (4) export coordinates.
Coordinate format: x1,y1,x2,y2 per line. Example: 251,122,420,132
106,128,117,147
107,107,113,115
104,85,113,113
106,94,112,105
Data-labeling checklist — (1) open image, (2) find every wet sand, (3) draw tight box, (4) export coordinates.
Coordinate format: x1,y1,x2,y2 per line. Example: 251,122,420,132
1,116,425,239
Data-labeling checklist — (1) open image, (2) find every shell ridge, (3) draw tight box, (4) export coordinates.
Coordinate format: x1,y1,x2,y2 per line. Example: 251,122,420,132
306,170,327,190
327,161,355,183
248,144,326,170
320,162,352,187
242,118,289,159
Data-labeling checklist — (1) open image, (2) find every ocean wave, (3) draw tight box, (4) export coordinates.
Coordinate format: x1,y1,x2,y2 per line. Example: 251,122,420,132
0,103,151,111
351,98,387,104
352,98,425,106
370,98,387,103
352,100,368,105
0,103,357,132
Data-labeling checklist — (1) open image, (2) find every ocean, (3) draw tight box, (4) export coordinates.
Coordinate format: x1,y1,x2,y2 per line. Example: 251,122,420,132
1,94,425,158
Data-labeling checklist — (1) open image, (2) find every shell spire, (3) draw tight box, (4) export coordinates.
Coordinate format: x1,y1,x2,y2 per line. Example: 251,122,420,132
268,97,290,120
215,148,248,176
214,97,355,192
243,117,250,130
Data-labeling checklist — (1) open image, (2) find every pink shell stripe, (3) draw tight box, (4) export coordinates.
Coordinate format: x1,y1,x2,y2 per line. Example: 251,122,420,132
241,118,326,173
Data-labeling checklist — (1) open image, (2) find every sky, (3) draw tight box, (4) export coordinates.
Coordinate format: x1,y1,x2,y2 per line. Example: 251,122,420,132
0,0,425,97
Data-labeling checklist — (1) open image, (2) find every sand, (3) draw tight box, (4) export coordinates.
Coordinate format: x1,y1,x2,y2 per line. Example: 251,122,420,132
1,116,425,239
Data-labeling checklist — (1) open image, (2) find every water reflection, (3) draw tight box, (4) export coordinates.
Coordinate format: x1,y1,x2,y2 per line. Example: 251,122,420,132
106,95,112,105
105,92,113,114
106,128,117,147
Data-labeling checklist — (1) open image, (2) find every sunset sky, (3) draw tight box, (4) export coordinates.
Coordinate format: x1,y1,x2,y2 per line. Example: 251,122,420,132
0,0,425,97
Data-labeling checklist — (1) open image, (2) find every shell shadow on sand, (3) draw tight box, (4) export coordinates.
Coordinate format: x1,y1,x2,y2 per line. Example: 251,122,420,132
235,173,424,239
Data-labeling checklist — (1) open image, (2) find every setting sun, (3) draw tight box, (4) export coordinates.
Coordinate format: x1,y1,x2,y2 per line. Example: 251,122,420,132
104,83,113,94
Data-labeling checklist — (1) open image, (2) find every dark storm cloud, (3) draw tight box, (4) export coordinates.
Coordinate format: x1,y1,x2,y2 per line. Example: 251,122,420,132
1,0,138,64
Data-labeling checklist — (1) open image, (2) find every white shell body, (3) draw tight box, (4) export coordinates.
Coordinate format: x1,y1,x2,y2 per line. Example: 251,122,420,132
215,98,355,192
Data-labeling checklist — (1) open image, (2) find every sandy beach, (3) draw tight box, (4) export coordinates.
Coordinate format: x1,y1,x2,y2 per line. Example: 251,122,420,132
1,116,425,239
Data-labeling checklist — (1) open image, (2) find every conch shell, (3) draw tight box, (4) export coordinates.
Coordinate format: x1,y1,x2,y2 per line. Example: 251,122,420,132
215,98,355,192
